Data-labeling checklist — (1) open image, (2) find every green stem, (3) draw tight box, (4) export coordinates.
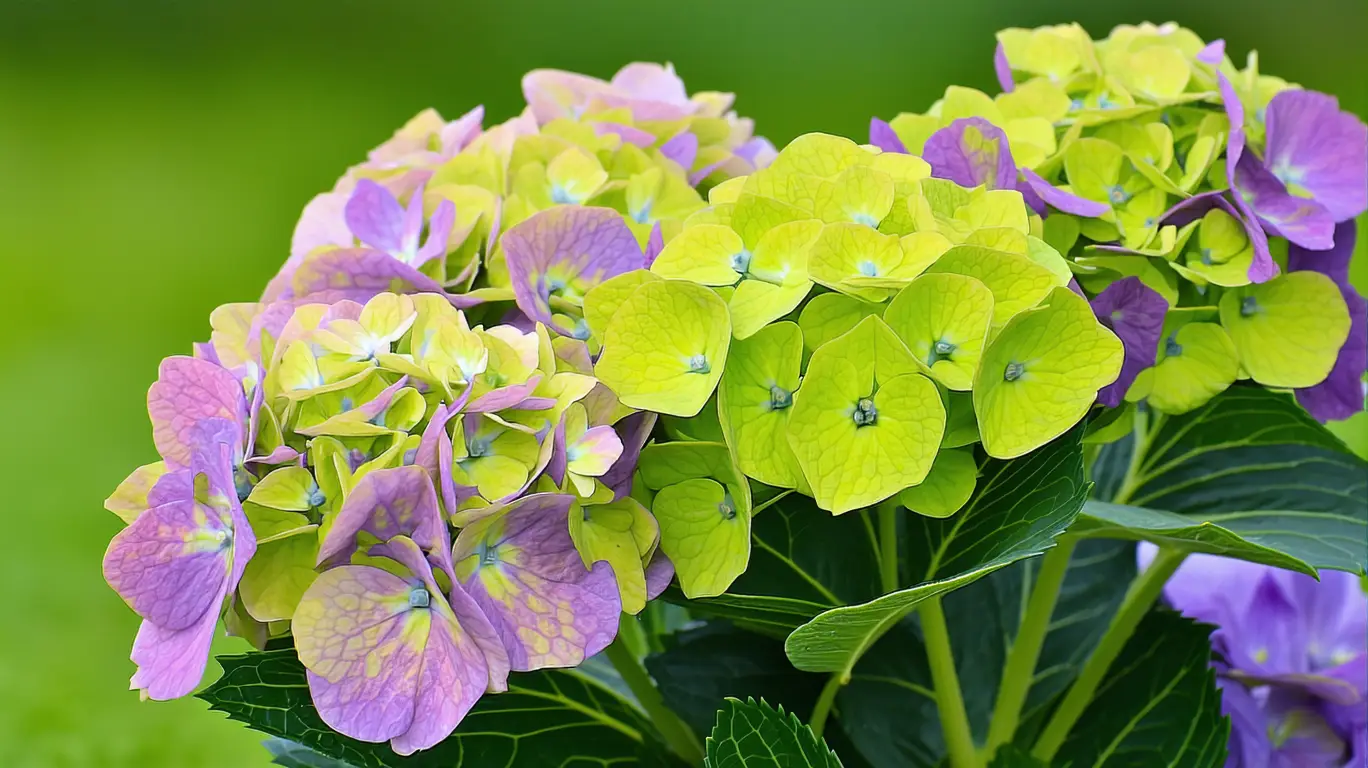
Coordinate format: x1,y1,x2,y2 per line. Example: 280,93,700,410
920,596,980,768
878,499,900,593
604,628,704,766
983,538,1077,757
1030,547,1187,762
1112,407,1152,505
809,673,844,740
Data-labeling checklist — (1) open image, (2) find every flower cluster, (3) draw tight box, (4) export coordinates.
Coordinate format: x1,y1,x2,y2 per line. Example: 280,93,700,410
101,62,767,754
585,132,1126,597
871,22,1367,421
1143,546,1367,767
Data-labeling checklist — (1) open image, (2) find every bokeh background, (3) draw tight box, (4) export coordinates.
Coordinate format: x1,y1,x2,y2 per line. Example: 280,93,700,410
2,0,1364,765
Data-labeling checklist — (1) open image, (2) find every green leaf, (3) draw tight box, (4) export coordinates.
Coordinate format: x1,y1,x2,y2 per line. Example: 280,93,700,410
834,540,1136,767
784,424,1089,676
647,623,828,740
1087,387,1368,575
665,494,881,635
1051,610,1228,768
704,698,842,768
199,648,677,768
263,738,353,768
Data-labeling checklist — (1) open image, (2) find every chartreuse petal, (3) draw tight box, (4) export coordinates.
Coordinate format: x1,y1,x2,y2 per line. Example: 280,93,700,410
884,274,994,390
787,317,945,513
1219,272,1351,388
242,502,313,544
1179,114,1225,192
569,498,657,614
899,448,977,519
965,227,1028,254
105,462,169,524
887,113,940,156
239,530,319,622
246,467,320,512
766,133,871,179
1147,322,1239,414
1174,208,1254,287
709,177,747,204
581,270,661,342
809,223,912,301
798,293,883,353
925,245,1058,330
1064,138,1126,206
595,279,730,417
730,193,813,250
954,188,1031,235
546,147,608,205
1075,253,1182,306
650,225,746,285
718,322,806,490
816,165,895,226
653,478,748,598
942,391,980,448
1118,45,1192,101
940,86,1003,123
1024,236,1073,286
974,288,1123,459
728,220,823,339
638,441,751,598
997,78,1072,124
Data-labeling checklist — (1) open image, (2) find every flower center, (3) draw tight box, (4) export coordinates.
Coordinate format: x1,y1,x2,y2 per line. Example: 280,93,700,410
768,385,793,410
687,354,711,374
408,586,430,609
853,397,878,427
1004,362,1026,382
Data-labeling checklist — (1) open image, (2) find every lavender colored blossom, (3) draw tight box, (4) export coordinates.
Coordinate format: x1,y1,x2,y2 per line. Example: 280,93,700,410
1090,277,1167,407
1290,221,1367,421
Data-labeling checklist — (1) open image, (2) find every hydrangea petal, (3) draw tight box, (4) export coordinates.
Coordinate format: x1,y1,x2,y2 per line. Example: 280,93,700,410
922,118,1016,191
147,357,246,467
344,179,407,256
1290,222,1367,421
974,288,1123,458
105,461,170,524
884,273,994,391
1234,153,1336,251
1146,322,1239,414
289,248,462,306
869,118,908,154
104,497,232,631
316,466,450,570
1090,276,1168,407
1019,167,1109,217
595,279,731,417
502,206,645,333
898,448,977,519
1216,73,1278,282
718,321,806,489
568,498,657,614
1265,89,1368,222
1219,272,1351,389
453,493,621,670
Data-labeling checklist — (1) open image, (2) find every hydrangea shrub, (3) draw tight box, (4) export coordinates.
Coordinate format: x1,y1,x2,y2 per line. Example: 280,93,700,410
103,30,1366,768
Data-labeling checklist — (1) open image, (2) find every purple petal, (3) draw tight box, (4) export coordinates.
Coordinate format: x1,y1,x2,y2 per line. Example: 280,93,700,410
1219,678,1273,767
294,376,410,437
645,551,674,600
1291,222,1368,421
1217,73,1279,283
1090,277,1167,407
1265,89,1368,222
400,182,426,258
994,41,1015,92
104,498,230,630
344,179,407,256
869,118,908,154
439,105,484,157
659,131,699,171
147,467,192,508
501,207,645,332
922,117,1017,191
415,198,456,269
146,357,246,467
736,136,778,169
1227,572,1309,677
599,411,657,500
596,122,656,148
689,158,731,186
546,418,568,487
466,373,544,414
297,566,423,744
644,222,665,266
1020,167,1110,218
128,605,221,700
316,466,450,570
1234,153,1336,250
522,69,610,124
289,248,478,307
291,190,353,260
454,493,621,670
1196,39,1225,65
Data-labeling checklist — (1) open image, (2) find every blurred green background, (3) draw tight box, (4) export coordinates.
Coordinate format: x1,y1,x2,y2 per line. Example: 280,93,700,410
1,1,1363,765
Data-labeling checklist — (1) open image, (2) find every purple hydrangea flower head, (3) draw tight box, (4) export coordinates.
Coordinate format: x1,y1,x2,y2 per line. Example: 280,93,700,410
1142,545,1368,766
103,418,257,699
1089,276,1167,407
452,493,621,671
1290,221,1367,421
